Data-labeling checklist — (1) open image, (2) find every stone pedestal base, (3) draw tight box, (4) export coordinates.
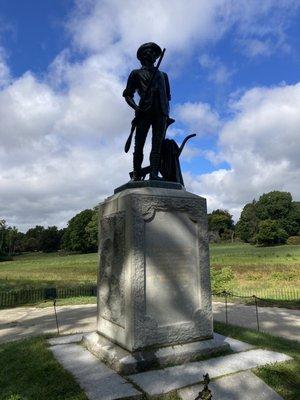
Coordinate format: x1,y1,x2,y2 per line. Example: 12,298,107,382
97,183,212,352
83,332,230,375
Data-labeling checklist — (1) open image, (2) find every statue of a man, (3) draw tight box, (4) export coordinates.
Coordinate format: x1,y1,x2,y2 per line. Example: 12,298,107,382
123,42,171,180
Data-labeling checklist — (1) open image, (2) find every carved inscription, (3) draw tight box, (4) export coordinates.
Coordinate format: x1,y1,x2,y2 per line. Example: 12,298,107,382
99,212,125,327
145,211,198,326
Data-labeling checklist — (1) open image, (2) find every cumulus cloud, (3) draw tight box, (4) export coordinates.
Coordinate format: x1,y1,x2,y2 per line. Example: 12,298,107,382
185,83,300,219
199,54,234,84
0,46,10,88
1,0,300,230
175,102,221,136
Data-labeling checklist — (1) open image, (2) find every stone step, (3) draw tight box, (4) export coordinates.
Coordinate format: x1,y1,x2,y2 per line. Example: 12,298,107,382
213,333,255,352
128,349,291,395
48,333,83,346
178,370,284,400
50,344,142,400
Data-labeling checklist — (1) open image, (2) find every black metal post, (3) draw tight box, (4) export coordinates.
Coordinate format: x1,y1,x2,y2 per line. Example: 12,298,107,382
253,296,260,331
53,299,60,335
224,291,228,325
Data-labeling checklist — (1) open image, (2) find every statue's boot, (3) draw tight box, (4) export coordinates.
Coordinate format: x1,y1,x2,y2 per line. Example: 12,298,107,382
132,153,143,181
149,152,163,180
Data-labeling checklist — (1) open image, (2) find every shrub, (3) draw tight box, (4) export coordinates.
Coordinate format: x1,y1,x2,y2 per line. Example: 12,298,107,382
287,236,300,245
255,219,288,246
211,266,235,294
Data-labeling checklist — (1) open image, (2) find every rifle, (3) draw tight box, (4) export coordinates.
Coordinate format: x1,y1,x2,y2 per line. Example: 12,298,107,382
124,48,166,153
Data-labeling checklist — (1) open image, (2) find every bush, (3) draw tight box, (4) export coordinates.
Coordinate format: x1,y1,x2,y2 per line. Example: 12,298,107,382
255,219,288,246
211,266,235,293
287,236,300,245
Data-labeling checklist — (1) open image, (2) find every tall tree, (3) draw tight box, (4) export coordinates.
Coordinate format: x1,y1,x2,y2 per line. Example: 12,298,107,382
208,209,234,240
235,201,259,243
62,209,95,253
255,219,288,246
24,225,45,252
236,191,299,245
40,226,63,252
85,209,98,252
256,191,292,220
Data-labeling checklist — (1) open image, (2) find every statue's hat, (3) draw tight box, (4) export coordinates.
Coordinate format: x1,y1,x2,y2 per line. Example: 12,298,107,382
137,42,162,61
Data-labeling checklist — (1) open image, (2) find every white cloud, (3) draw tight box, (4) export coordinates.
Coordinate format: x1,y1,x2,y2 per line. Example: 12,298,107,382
1,0,300,230
185,83,300,220
67,0,231,57
67,0,299,61
175,102,221,136
0,46,10,88
199,53,234,84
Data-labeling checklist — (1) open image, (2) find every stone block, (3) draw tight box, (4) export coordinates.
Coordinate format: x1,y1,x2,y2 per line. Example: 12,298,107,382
178,370,284,400
128,348,292,395
83,331,229,375
50,343,141,400
97,185,212,351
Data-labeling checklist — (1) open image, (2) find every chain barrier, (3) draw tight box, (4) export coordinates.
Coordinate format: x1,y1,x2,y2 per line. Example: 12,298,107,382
211,290,295,331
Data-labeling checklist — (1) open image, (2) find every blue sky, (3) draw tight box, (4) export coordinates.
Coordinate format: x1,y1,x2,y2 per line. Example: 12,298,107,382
0,0,300,231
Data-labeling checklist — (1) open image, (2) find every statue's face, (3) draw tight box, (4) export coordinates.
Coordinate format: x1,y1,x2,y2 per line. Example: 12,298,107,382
141,47,157,64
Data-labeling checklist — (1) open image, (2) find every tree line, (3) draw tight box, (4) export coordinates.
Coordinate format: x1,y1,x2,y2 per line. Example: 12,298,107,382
1,190,299,260
208,191,300,245
0,208,98,260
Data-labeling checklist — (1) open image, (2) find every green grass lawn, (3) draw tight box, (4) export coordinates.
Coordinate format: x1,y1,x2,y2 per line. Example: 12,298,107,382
0,243,299,299
214,321,300,400
0,252,98,291
0,326,298,400
0,337,88,400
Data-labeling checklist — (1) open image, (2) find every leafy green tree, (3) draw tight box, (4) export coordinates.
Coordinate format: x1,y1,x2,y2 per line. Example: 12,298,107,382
208,209,234,240
236,201,259,242
255,219,288,246
0,219,7,255
256,191,292,220
237,191,299,245
24,225,45,251
85,209,98,251
62,209,95,253
281,201,300,236
40,226,63,252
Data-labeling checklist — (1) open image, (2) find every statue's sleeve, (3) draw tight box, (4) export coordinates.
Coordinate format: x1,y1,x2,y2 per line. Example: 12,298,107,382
164,73,171,101
122,71,137,98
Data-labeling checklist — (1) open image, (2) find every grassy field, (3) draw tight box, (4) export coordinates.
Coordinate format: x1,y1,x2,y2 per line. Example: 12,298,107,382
210,243,300,296
0,243,299,299
0,325,298,400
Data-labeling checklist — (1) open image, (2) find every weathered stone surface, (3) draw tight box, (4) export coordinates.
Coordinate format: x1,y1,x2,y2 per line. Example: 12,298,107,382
97,186,212,351
213,333,255,352
128,349,292,395
48,333,83,346
50,343,141,400
114,179,183,194
98,211,125,327
178,371,284,400
145,210,198,326
83,331,229,375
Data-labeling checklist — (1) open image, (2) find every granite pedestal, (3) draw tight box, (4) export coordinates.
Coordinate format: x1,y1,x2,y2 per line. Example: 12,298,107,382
84,181,227,372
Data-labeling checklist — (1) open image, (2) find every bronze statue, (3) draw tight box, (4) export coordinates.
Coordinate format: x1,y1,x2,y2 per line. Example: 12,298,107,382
129,134,196,186
123,42,172,181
